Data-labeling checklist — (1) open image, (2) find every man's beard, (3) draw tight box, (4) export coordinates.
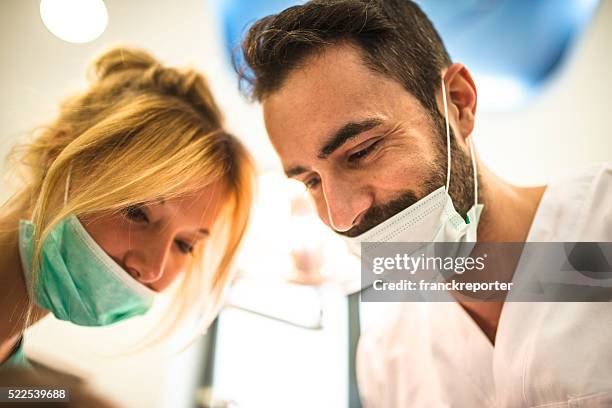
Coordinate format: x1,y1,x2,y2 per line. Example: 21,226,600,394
340,112,477,238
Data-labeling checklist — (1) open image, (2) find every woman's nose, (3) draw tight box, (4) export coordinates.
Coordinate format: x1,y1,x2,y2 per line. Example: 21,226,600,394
123,239,172,284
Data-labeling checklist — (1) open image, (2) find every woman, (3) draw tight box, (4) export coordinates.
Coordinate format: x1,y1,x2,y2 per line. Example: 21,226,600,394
0,46,255,368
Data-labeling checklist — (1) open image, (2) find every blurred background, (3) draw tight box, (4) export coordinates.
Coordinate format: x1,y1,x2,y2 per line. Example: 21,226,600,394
0,0,611,407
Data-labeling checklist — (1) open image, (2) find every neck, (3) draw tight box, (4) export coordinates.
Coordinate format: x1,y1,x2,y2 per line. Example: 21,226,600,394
0,210,47,363
476,164,546,243
458,163,546,345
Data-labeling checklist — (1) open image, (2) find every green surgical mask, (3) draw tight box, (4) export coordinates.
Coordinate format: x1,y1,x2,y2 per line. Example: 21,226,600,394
18,214,155,326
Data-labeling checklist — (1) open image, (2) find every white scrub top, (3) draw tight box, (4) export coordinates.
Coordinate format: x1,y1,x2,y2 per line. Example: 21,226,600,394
357,163,612,408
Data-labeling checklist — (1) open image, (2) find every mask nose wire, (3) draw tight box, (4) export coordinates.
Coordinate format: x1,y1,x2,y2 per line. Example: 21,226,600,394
441,78,478,207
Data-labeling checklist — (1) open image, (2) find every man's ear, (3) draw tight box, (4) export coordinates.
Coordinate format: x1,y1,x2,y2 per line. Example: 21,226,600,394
441,63,478,140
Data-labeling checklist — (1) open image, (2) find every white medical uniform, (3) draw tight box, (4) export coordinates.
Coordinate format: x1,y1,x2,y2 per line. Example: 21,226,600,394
357,163,612,408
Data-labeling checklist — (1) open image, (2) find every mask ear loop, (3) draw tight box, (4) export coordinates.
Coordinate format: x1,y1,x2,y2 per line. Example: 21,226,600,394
441,77,478,207
441,78,452,193
468,137,478,207
63,164,72,206
30,164,73,221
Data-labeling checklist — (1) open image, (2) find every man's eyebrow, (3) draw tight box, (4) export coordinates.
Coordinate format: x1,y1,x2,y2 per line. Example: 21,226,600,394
318,117,384,159
283,118,384,178
284,165,310,178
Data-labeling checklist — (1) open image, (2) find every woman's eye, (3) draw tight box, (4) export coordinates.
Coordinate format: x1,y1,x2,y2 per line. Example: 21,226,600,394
348,140,381,163
176,240,194,254
122,205,149,223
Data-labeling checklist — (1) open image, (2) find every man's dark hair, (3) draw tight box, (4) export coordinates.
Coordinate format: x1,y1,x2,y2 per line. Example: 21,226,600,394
239,0,452,117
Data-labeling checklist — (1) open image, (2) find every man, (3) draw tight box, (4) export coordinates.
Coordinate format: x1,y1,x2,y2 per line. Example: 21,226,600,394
239,0,612,406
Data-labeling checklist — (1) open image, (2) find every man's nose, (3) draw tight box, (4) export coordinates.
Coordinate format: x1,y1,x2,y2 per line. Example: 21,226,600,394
321,176,371,233
124,237,171,285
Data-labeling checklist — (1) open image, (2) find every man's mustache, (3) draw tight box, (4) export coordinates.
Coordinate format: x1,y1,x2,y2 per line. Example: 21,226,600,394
339,190,420,238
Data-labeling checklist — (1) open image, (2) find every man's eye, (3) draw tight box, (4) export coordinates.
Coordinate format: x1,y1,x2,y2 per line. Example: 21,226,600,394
348,140,381,163
176,240,194,254
122,205,149,223
304,177,321,190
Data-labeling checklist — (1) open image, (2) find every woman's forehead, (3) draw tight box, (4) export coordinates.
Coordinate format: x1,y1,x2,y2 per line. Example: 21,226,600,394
154,181,227,217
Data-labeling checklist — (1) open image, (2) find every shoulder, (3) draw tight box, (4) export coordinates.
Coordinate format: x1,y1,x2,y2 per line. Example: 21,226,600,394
356,303,417,406
356,302,450,377
573,163,612,240
581,163,612,241
0,336,28,370
529,163,612,241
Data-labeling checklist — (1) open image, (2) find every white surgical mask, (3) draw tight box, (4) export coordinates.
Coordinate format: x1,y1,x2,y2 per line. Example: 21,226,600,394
343,78,483,260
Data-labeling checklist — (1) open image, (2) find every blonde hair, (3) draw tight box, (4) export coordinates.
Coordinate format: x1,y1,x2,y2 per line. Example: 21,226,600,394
4,45,255,338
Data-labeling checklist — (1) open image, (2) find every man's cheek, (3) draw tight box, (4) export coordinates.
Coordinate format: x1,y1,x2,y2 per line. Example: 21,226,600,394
371,158,421,191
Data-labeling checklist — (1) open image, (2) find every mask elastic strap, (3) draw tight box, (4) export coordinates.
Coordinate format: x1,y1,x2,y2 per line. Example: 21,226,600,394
441,77,478,207
469,137,478,206
31,164,72,219
441,79,452,193
63,165,72,206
